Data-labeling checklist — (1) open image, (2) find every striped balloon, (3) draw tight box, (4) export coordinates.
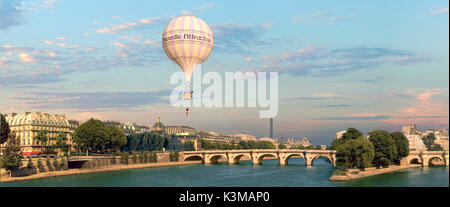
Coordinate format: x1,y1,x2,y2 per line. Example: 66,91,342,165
162,15,214,83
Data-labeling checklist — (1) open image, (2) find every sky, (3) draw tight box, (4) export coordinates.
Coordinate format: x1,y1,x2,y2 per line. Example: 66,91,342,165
0,0,448,145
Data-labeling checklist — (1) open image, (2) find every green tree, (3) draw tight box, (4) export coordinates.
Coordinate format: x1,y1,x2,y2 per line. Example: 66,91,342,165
422,133,444,151
335,138,374,170
54,132,69,156
169,151,179,162
53,158,59,171
37,158,43,169
278,143,287,149
73,118,108,154
369,130,398,167
0,113,10,145
120,153,129,165
184,140,196,151
330,128,364,150
35,130,48,157
27,157,33,169
60,157,66,170
390,132,409,164
341,128,363,140
0,132,23,176
123,132,168,152
46,157,51,169
106,125,127,152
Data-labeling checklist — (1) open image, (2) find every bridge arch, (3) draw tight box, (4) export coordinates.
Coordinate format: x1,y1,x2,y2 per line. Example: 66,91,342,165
407,156,422,165
254,153,278,165
205,154,227,164
229,153,252,164
311,155,333,166
184,155,204,163
281,153,305,165
426,156,445,167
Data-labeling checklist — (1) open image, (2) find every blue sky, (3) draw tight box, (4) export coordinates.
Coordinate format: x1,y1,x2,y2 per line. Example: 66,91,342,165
0,0,448,145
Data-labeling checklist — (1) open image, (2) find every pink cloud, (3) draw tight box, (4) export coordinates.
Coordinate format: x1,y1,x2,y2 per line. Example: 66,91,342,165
18,53,35,62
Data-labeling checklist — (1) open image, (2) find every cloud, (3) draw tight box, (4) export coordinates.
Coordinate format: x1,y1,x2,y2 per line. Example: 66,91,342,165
18,53,35,62
38,0,58,9
194,3,214,11
324,104,351,108
0,0,24,30
314,88,449,129
425,7,449,16
0,37,167,86
210,23,269,54
11,90,172,111
292,11,352,24
256,45,431,77
282,93,355,101
96,17,168,34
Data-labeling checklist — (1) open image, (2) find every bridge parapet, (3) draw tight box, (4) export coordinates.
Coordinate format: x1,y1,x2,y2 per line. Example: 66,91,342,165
180,149,337,166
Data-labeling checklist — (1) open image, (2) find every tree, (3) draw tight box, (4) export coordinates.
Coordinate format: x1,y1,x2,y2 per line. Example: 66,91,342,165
422,133,444,151
390,132,409,164
0,132,23,176
335,138,374,170
54,132,69,156
341,128,363,141
368,130,397,167
330,128,363,150
73,118,108,154
35,130,48,157
123,132,168,152
278,143,287,149
106,125,127,152
184,140,196,151
0,113,10,145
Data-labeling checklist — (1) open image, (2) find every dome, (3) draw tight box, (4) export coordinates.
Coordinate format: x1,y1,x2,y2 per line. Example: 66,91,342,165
151,117,165,132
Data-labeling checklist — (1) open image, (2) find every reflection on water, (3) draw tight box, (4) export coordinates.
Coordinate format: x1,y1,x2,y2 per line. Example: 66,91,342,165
1,158,448,187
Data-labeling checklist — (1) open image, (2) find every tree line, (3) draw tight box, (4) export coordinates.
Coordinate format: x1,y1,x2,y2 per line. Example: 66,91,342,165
331,128,410,170
200,139,276,150
73,118,127,154
122,132,169,152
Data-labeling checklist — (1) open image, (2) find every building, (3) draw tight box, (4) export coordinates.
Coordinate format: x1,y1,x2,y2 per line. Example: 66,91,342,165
299,137,312,147
336,130,346,139
287,137,294,144
165,126,197,137
1,112,74,156
259,137,277,144
232,133,257,141
151,117,167,135
198,130,221,137
104,120,150,135
401,123,449,151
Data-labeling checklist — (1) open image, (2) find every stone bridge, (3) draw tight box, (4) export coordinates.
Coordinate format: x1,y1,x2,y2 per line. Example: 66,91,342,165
180,149,337,166
402,151,449,167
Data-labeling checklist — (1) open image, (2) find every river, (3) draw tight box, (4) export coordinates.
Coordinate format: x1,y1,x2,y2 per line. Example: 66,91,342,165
0,158,448,187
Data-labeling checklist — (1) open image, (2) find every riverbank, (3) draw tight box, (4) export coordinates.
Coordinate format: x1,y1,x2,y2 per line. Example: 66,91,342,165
0,160,202,183
329,164,422,181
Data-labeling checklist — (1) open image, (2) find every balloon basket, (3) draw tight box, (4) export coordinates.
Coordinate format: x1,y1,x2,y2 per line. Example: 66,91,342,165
183,91,193,99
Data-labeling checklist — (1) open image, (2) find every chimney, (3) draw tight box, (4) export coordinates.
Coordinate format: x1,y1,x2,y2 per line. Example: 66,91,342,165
12,113,17,117
25,112,31,115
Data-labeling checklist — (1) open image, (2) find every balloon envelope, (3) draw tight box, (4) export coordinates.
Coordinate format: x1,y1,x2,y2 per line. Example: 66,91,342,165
162,15,214,82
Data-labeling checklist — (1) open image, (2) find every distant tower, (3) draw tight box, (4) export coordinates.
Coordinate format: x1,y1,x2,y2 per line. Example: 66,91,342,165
269,118,273,138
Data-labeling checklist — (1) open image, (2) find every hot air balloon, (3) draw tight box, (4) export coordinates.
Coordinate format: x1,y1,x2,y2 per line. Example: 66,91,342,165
162,15,214,100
